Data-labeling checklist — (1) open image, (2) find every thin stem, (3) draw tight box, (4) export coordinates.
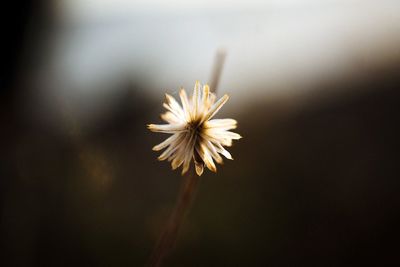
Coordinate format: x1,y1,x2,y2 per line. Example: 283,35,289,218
149,171,200,267
209,49,226,94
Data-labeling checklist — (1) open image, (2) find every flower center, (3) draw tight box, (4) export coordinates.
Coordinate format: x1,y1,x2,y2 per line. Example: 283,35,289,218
188,119,203,135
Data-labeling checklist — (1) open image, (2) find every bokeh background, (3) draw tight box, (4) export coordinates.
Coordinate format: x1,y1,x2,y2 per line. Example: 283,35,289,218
1,0,400,266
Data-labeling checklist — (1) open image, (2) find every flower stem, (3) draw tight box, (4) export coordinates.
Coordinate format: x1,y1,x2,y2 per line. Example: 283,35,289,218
149,171,200,267
209,49,226,94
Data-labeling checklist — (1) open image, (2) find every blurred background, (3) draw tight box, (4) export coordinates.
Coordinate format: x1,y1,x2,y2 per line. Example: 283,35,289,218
1,0,400,266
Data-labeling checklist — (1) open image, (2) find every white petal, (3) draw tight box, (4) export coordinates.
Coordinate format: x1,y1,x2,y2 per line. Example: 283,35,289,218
164,94,185,121
207,129,242,140
208,93,217,107
204,140,223,164
161,112,181,124
201,84,210,111
200,131,234,147
192,81,200,119
196,145,216,172
215,142,233,160
205,126,241,138
158,134,186,160
202,94,229,122
147,123,186,133
181,133,196,175
171,154,184,170
165,94,184,113
179,88,192,122
152,133,180,151
204,119,237,130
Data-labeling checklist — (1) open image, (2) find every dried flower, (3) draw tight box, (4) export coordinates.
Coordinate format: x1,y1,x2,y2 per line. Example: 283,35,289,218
147,82,241,176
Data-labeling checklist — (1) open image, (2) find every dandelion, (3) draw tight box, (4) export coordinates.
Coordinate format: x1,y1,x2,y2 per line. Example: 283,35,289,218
147,81,241,176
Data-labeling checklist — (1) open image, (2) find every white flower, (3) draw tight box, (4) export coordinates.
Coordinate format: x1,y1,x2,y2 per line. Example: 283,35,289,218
147,82,241,176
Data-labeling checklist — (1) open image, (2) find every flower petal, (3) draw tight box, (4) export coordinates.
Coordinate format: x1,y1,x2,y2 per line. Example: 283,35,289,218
181,133,196,175
152,133,180,151
215,142,233,160
157,134,186,160
197,144,217,172
161,111,181,124
147,123,186,133
171,154,184,170
208,130,242,140
192,81,200,119
202,94,229,122
163,94,185,121
195,161,204,176
204,119,237,130
200,131,233,147
179,88,191,122
202,84,210,110
204,140,223,164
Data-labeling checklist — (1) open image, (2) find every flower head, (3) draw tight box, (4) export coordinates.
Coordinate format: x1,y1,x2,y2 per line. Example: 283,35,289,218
147,81,241,176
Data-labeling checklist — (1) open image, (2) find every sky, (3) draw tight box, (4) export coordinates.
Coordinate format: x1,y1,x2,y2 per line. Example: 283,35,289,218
33,0,400,123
